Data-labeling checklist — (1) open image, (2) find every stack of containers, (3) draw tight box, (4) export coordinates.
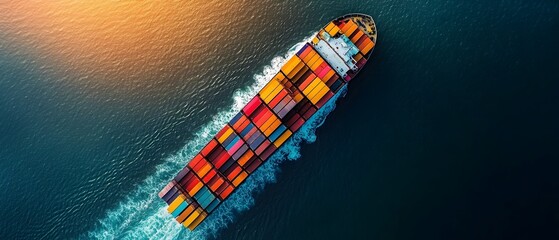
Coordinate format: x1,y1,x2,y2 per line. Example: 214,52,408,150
160,18,373,230
336,19,375,60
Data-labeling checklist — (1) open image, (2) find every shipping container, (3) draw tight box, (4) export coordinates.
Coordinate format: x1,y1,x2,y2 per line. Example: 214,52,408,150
182,208,202,228
167,194,186,213
159,181,175,198
172,201,189,218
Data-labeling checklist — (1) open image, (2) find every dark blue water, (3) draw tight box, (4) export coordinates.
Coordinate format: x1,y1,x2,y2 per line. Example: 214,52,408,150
1,0,558,239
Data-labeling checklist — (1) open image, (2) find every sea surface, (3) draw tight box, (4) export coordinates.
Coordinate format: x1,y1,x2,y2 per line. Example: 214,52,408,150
1,0,559,239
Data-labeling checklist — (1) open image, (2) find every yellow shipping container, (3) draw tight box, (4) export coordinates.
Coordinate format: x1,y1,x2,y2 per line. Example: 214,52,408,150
324,22,335,32
281,56,301,75
187,212,208,230
259,79,280,100
217,127,233,143
307,80,327,101
167,194,186,213
354,53,363,62
264,84,284,104
311,57,325,71
274,130,292,147
303,78,322,96
311,85,330,104
312,37,320,45
327,24,341,37
274,72,285,82
264,119,282,136
287,61,306,79
306,54,321,68
182,208,201,228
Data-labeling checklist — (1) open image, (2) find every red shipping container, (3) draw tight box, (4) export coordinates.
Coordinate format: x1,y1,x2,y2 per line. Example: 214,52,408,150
299,74,316,91
220,185,235,199
246,158,263,174
355,34,368,49
254,109,272,127
188,154,204,169
298,44,313,59
207,145,224,164
242,127,259,142
316,91,334,108
213,152,230,169
326,74,339,87
268,90,288,109
215,181,230,197
192,157,208,173
337,21,346,29
179,171,195,189
243,97,262,116
201,139,219,157
255,139,271,155
286,113,301,127
303,106,317,120
317,65,331,79
290,118,306,132
250,104,268,119
226,165,242,182
298,102,312,116
260,144,277,161
209,177,225,193
236,117,250,133
185,175,201,193
202,169,217,184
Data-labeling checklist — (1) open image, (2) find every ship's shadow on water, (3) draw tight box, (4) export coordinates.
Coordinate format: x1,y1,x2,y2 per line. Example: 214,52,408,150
85,34,348,240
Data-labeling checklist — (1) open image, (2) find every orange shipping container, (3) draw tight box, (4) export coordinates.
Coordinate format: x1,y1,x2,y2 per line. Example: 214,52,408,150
176,204,196,223
188,181,204,197
232,171,248,187
237,150,254,167
273,129,292,147
350,29,364,44
362,41,375,55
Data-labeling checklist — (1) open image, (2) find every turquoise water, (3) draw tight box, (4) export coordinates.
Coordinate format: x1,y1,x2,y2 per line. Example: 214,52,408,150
1,0,559,239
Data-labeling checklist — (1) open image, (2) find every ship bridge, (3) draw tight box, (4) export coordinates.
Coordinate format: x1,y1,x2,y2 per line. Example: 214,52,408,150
311,30,360,78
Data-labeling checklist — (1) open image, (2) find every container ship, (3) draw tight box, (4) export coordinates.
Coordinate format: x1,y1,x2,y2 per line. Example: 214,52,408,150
159,13,377,230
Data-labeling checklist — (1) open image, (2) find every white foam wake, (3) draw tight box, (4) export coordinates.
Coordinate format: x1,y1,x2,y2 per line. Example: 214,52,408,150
86,33,346,240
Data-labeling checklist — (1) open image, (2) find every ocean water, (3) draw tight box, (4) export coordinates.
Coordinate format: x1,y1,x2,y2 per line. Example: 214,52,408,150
1,0,558,239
